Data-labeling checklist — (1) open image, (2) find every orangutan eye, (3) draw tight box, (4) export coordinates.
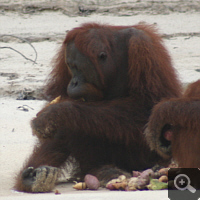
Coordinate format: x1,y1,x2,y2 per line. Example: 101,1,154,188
98,52,107,60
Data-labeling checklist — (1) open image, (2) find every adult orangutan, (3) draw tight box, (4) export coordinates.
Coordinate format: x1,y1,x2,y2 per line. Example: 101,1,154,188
145,80,200,167
14,22,182,192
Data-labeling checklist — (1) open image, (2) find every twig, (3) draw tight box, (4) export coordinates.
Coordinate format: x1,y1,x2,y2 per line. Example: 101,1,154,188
0,46,37,63
0,34,38,64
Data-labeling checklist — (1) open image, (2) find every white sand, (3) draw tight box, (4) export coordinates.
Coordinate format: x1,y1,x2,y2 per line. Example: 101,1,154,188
0,7,200,199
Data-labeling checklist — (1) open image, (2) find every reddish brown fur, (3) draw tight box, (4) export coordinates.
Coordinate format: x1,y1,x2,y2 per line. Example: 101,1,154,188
14,23,182,192
145,80,200,167
45,23,181,102
183,79,200,98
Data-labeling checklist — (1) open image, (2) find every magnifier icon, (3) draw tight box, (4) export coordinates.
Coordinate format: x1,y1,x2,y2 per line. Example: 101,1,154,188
174,174,196,193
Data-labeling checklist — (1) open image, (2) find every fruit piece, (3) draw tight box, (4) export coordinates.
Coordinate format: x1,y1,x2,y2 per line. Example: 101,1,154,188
147,179,168,190
73,182,87,190
158,175,168,183
84,174,100,190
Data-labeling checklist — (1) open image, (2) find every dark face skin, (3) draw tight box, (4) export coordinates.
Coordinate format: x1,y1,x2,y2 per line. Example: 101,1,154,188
65,28,140,101
66,42,104,101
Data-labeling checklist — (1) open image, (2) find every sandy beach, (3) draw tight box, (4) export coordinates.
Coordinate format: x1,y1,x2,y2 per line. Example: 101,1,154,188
0,1,200,199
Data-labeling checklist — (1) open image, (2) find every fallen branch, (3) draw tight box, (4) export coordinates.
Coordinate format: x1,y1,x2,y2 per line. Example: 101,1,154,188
0,34,37,64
